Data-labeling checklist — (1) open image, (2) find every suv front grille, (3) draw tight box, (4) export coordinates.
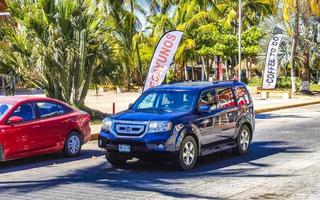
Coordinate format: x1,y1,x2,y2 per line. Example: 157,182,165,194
113,120,147,137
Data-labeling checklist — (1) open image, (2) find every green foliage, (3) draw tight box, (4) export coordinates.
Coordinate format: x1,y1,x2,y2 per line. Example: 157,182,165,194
248,76,302,89
248,76,263,86
165,68,178,83
310,83,320,91
0,0,298,99
277,76,301,89
242,27,264,58
0,0,117,107
196,29,238,57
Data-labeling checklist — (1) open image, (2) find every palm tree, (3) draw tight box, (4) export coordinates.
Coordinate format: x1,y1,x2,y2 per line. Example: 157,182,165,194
106,0,147,89
0,0,116,111
282,0,320,92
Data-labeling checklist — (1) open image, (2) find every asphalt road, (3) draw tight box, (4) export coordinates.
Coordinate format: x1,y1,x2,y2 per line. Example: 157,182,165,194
1,104,320,200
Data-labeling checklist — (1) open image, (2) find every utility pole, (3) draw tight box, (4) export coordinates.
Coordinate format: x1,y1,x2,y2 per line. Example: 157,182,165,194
238,0,242,82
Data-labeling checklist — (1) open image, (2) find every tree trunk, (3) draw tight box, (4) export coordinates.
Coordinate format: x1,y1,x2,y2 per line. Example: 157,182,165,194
225,60,229,80
191,62,195,80
290,0,299,93
78,63,95,107
184,62,188,81
231,56,237,79
201,56,208,80
245,59,249,80
136,44,143,85
300,49,310,92
248,59,252,80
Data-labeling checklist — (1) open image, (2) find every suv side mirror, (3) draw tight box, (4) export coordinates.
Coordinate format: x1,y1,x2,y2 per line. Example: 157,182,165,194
128,103,133,109
8,116,24,124
198,105,210,113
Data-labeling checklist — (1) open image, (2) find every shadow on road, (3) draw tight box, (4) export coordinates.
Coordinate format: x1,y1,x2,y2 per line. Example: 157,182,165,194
0,149,104,174
0,140,309,199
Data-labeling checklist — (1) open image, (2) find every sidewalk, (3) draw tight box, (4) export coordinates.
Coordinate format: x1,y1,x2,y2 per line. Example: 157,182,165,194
87,91,320,139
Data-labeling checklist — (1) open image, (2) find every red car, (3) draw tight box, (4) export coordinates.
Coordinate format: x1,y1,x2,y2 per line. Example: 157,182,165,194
0,96,91,162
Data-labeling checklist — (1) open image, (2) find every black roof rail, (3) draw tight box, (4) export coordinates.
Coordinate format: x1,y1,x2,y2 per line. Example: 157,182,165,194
167,80,200,84
166,79,239,85
212,80,238,84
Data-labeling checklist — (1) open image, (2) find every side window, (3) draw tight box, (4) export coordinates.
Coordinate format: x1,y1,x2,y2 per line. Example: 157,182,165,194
198,90,218,111
216,87,236,109
234,86,250,106
11,103,36,122
137,93,156,109
37,102,67,118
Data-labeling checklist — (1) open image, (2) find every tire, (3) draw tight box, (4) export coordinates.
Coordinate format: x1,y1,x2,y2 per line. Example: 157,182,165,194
105,151,128,166
64,132,82,157
175,135,198,170
234,125,251,155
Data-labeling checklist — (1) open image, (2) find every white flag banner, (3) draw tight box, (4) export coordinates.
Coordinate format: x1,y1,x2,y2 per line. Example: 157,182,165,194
262,34,285,89
143,30,183,92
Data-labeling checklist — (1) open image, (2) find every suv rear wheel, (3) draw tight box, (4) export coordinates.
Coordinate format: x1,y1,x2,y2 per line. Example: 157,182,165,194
234,125,251,155
175,136,198,170
106,151,128,166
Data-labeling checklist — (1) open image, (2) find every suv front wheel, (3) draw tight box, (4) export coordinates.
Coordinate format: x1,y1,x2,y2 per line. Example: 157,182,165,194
175,136,198,170
106,151,128,166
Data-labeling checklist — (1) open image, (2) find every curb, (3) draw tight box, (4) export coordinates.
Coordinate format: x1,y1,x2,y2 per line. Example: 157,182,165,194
255,100,320,114
90,133,100,140
89,100,320,141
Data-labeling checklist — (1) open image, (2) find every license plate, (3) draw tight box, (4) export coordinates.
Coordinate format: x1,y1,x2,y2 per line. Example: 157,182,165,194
118,144,131,153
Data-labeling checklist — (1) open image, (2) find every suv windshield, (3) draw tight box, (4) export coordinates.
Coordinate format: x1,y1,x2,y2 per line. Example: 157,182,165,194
132,90,197,112
0,103,12,119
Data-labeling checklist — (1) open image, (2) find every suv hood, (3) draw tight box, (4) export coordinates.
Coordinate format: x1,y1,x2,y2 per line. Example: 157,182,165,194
112,110,189,121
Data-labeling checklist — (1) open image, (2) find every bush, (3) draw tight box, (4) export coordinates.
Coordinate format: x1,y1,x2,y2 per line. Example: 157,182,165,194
165,69,178,83
310,83,320,91
247,76,301,89
277,76,301,89
248,77,262,87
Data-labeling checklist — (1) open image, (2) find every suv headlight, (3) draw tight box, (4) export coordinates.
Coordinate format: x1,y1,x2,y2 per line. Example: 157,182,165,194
102,118,113,132
148,121,172,133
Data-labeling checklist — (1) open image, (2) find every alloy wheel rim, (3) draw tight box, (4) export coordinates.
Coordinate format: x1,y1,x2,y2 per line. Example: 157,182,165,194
68,135,80,154
183,141,195,165
240,130,250,151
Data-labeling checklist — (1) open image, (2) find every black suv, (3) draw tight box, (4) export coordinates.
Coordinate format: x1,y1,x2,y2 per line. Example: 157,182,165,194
98,81,255,170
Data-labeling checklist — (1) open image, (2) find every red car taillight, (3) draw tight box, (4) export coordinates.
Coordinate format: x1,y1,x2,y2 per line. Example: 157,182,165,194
85,114,91,121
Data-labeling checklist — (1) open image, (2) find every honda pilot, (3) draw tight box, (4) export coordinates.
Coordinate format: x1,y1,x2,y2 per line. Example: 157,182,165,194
98,81,255,170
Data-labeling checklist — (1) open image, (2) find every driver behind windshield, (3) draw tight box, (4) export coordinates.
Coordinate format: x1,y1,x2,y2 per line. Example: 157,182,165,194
162,93,195,111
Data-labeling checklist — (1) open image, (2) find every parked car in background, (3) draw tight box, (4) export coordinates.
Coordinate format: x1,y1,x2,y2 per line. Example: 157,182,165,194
0,96,91,162
98,81,255,170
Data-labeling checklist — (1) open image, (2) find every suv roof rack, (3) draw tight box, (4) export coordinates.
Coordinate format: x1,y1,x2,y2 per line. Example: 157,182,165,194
166,80,239,85
212,80,238,84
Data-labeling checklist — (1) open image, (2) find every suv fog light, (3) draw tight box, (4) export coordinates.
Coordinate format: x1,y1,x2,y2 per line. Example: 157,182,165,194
158,144,164,150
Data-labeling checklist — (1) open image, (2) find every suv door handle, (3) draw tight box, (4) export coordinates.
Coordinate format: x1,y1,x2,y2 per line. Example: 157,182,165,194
32,125,40,128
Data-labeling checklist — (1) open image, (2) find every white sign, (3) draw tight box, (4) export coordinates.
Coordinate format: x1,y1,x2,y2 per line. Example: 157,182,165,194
143,30,183,92
262,34,285,89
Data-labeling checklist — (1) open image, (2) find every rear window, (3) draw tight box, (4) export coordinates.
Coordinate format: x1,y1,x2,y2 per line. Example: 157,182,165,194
234,86,251,106
36,102,69,118
215,87,236,109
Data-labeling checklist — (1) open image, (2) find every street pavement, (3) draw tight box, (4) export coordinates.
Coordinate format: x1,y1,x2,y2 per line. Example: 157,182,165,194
1,104,320,199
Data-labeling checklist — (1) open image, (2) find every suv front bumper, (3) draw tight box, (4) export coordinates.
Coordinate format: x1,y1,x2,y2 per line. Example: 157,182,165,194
98,130,178,159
